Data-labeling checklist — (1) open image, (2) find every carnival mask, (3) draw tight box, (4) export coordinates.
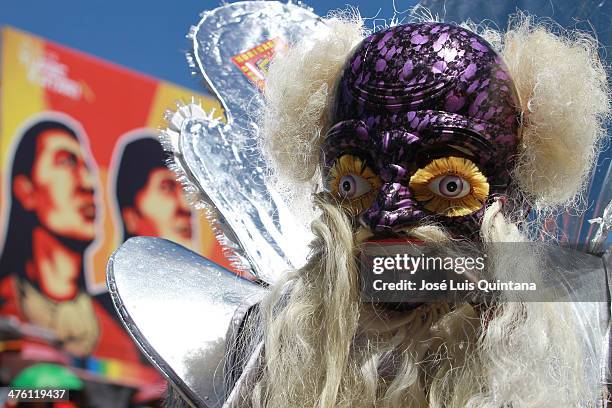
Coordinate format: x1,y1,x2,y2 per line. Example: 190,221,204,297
323,23,521,238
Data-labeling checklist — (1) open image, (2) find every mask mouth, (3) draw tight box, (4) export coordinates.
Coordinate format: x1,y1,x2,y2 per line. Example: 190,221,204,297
358,225,451,246
364,232,424,245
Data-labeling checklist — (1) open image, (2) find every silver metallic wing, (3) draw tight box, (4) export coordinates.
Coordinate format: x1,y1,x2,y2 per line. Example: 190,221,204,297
162,2,324,284
107,237,266,408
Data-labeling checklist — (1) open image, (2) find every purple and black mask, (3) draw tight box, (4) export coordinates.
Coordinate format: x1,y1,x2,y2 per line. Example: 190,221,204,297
322,22,521,239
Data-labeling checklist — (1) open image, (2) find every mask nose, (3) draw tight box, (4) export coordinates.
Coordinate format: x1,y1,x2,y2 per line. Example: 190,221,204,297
361,181,425,233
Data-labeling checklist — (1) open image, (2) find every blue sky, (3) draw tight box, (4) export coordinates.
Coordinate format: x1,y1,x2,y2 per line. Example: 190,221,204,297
1,1,416,91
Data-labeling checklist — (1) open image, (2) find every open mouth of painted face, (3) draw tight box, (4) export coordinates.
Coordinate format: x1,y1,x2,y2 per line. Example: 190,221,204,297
79,202,96,222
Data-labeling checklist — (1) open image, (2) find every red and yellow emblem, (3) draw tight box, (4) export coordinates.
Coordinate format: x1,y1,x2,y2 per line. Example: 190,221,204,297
231,37,287,89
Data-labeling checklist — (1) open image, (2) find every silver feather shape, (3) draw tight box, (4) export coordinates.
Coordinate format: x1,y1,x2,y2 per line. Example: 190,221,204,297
161,2,324,283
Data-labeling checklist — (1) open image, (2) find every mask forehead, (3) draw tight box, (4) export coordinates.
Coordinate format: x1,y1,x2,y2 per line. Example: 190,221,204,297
331,22,520,148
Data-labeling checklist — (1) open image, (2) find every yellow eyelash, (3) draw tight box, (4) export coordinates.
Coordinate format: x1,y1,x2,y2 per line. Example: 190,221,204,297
409,156,489,217
328,155,382,215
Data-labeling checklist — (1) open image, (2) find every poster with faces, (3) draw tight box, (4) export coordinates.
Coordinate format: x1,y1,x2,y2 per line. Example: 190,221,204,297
0,27,233,395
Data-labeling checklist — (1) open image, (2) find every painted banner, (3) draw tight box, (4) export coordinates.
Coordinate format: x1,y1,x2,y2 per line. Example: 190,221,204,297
0,26,230,403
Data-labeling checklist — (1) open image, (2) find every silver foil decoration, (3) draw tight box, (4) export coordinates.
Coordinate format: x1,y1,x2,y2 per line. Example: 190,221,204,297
162,2,324,284
107,237,266,407
588,199,612,255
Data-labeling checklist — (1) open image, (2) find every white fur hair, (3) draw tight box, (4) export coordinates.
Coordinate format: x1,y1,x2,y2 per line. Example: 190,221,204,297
477,14,610,210
245,201,600,408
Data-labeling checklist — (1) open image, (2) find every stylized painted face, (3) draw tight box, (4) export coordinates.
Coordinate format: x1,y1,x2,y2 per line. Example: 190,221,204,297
124,168,193,247
323,23,521,239
20,130,97,241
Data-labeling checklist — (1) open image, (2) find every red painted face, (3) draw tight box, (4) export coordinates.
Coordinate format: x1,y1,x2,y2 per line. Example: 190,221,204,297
125,167,193,248
19,130,97,241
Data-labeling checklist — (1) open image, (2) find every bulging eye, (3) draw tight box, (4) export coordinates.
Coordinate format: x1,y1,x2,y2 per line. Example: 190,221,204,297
408,156,489,217
428,175,471,198
328,154,382,215
338,174,372,199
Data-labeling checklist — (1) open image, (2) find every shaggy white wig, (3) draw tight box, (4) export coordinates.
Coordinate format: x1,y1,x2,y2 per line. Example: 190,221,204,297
478,14,610,210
